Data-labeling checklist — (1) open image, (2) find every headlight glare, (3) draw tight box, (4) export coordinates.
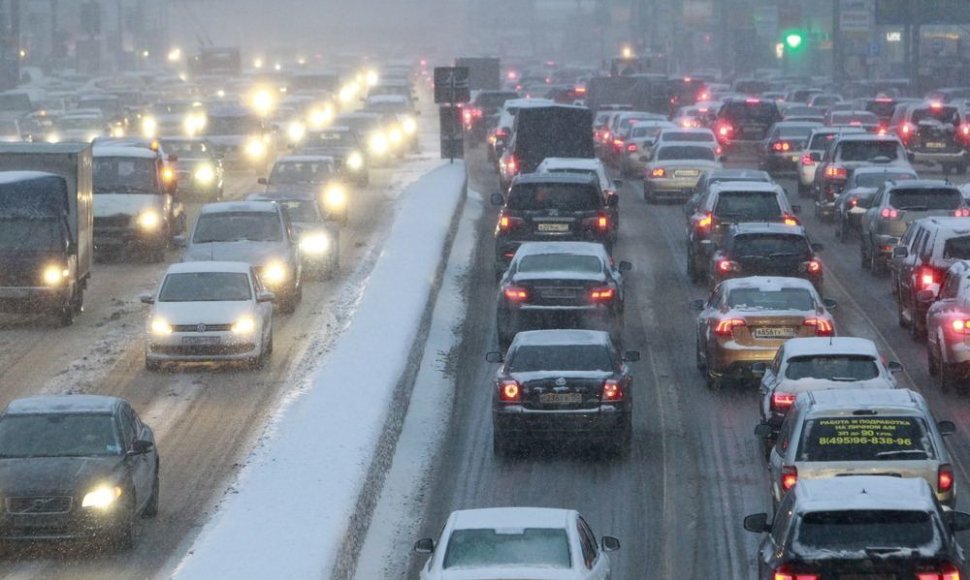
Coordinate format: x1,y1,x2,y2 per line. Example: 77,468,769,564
299,232,330,254
150,317,172,335
231,316,256,334
368,133,388,156
137,210,161,230
402,116,417,135
141,116,157,138
323,185,346,209
42,264,69,286
345,151,364,171
245,139,267,160
261,262,288,285
194,164,215,184
287,121,306,143
82,485,122,509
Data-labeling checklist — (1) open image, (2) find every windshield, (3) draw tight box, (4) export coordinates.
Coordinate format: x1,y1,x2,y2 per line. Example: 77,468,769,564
632,125,666,138
726,288,814,311
888,188,962,211
733,234,811,259
0,218,64,252
443,528,571,570
93,157,158,193
913,106,960,125
808,132,840,151
656,145,715,161
159,272,252,302
206,115,261,135
517,253,602,274
943,236,970,260
839,141,901,162
163,140,210,158
795,511,936,553
721,102,780,124
309,131,355,147
784,355,880,380
508,344,613,372
507,183,600,211
269,161,334,184
775,126,817,139
796,416,934,462
276,199,321,223
713,191,782,219
0,414,121,457
193,212,281,243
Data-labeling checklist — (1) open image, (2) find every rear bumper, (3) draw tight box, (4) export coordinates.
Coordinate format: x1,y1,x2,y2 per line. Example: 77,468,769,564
493,405,629,437
763,152,800,171
643,178,697,201
910,149,967,165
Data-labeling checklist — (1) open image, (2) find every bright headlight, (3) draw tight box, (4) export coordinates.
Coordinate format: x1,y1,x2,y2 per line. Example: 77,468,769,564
323,185,347,209
183,113,206,136
401,116,417,135
245,139,267,159
110,125,126,138
150,317,172,335
42,264,69,286
231,316,256,334
141,116,157,138
299,232,330,254
368,133,388,156
365,69,379,87
287,121,306,143
261,261,288,285
82,485,122,509
46,133,61,143
194,164,215,184
388,128,403,145
345,151,364,171
308,105,334,129
137,210,161,230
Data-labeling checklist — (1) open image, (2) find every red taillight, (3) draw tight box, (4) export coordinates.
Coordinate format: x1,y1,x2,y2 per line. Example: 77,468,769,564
803,317,834,337
850,197,858,207
626,143,638,152
697,212,713,230
952,319,970,334
650,168,666,178
506,155,518,175
955,208,970,217
503,286,528,302
497,211,524,232
800,153,813,166
917,562,961,580
590,286,615,302
612,138,623,149
716,122,733,139
824,165,848,180
880,207,899,219
771,392,796,412
583,212,610,232
773,566,820,580
804,259,821,274
498,379,521,403
601,379,623,401
717,259,738,273
780,465,798,492
496,128,509,139
714,318,745,337
939,463,955,493
771,141,791,152
919,266,938,290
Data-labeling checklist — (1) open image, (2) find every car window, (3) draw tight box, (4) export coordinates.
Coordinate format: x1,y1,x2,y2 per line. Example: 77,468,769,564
118,406,136,448
662,131,714,143
838,140,901,162
277,200,321,223
776,411,797,453
507,183,600,211
941,272,961,299
732,234,812,259
656,145,715,161
771,346,784,376
517,253,602,274
726,288,814,311
193,212,282,243
269,161,334,184
854,172,916,188
93,157,159,193
775,126,817,139
578,518,599,564
545,168,601,189
576,521,595,569
442,528,571,570
783,355,880,380
508,344,614,372
796,415,935,461
794,510,937,553
720,101,780,124
912,106,960,125
0,413,122,457
713,191,782,219
770,493,796,546
889,188,962,211
808,132,838,151
159,272,253,302
943,236,970,260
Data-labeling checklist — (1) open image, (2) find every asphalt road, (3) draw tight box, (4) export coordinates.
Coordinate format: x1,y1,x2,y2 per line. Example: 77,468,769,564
410,145,970,579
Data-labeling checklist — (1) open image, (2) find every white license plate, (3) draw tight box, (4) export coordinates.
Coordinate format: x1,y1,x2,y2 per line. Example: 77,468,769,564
791,155,800,162
537,223,569,232
675,169,699,178
752,327,795,339
182,336,220,346
925,142,947,149
540,392,583,404
541,289,578,299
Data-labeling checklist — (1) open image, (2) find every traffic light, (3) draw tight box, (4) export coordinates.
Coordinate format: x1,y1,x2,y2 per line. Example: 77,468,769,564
784,32,803,51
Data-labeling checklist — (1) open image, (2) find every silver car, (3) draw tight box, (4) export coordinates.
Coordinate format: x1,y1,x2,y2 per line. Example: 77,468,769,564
642,142,721,203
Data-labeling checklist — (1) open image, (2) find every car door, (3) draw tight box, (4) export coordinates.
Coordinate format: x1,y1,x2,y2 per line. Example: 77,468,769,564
898,225,926,300
768,411,798,501
698,286,723,348
251,268,272,337
120,404,153,510
578,516,610,579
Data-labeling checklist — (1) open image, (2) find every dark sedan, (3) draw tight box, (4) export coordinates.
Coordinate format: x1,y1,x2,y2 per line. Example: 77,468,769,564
709,223,825,293
487,329,640,457
0,395,159,550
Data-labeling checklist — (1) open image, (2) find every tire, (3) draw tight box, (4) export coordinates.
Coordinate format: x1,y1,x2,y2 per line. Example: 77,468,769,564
251,337,271,369
142,466,159,518
869,246,883,276
687,248,700,283
940,360,958,393
910,313,926,342
56,287,79,327
279,283,301,314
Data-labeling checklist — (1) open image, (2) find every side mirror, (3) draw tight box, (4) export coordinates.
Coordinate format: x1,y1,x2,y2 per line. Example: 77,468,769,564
946,511,970,532
754,423,774,439
485,351,504,363
139,293,155,305
887,360,904,374
822,298,838,310
751,362,767,377
791,205,802,215
129,439,154,455
607,195,619,208
173,235,187,248
601,536,621,552
916,289,936,304
892,246,908,258
413,538,435,554
257,291,276,303
168,153,178,162
257,177,268,185
622,350,641,362
743,513,770,533
811,243,825,252
689,299,706,311
490,192,505,206
618,260,632,272
938,420,957,436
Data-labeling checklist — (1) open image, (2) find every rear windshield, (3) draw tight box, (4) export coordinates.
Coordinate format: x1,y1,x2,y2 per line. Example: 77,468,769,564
193,212,281,243
507,183,600,211
943,236,970,260
545,168,600,188
517,253,602,274
632,125,666,139
808,132,840,151
852,172,915,188
713,191,782,219
720,101,781,124
726,288,814,311
865,100,897,118
912,106,960,125
775,126,817,139
839,140,902,162
662,131,714,143
796,416,934,462
508,344,613,373
795,511,936,553
784,355,880,381
733,234,811,259
443,528,571,570
656,145,715,161
888,188,962,211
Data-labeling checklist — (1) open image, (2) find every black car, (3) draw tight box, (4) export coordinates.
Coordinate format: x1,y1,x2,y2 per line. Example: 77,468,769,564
492,173,619,274
0,395,159,550
496,241,630,348
159,137,225,201
744,476,970,579
709,223,824,292
714,97,783,149
487,329,639,457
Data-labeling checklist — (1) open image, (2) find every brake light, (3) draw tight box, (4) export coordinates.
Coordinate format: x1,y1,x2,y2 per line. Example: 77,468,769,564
850,197,858,207
714,318,745,336
745,98,760,104
626,143,638,152
803,317,834,336
716,123,733,137
601,379,623,401
771,141,791,152
590,287,615,301
496,128,509,139
931,101,943,109
582,213,610,232
880,207,899,219
613,138,623,148
824,165,848,180
955,208,970,217
952,319,970,334
771,392,796,411
800,153,814,166
962,124,970,137
773,566,819,580
503,286,528,302
919,266,938,290
697,212,713,230
804,259,822,274
498,379,521,403
650,168,666,178
497,211,524,232
877,127,887,135
717,259,739,273
917,562,961,580
939,464,955,493
783,214,799,226
505,155,518,175
780,465,798,492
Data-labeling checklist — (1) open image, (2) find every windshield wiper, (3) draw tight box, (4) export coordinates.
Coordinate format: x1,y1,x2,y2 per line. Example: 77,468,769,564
874,449,928,459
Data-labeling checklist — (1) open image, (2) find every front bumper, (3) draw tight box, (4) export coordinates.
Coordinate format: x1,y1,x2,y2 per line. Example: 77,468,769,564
0,499,128,542
146,331,261,362
493,405,629,438
910,148,967,165
0,286,71,310
94,226,167,252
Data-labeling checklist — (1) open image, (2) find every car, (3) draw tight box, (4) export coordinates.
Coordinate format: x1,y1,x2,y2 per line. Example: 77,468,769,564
824,109,881,133
492,97,554,165
159,137,224,201
180,201,303,313
833,166,919,242
0,395,159,549
247,191,339,279
492,173,619,272
692,276,836,389
642,142,721,203
258,155,349,225
785,87,824,104
708,223,825,292
496,242,630,347
486,329,639,456
605,110,666,166
891,101,970,174
200,106,272,171
653,126,719,150
296,125,369,186
925,260,970,390
858,94,900,129
617,119,677,176
462,90,519,142
760,389,957,507
499,105,595,191
759,121,822,173
806,93,843,110
861,180,967,275
743,476,970,579
714,97,783,148
813,133,911,220
683,168,772,226
141,261,274,370
413,507,620,580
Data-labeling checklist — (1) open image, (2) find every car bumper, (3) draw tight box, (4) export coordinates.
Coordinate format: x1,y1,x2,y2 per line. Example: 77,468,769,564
0,286,72,309
910,149,967,165
94,226,167,251
502,306,619,331
0,504,129,542
872,233,901,256
942,338,970,366
763,152,800,171
709,343,779,379
798,163,818,186
493,405,629,437
146,332,261,362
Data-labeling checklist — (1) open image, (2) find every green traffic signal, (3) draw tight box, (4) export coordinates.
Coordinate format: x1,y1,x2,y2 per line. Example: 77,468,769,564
785,33,803,50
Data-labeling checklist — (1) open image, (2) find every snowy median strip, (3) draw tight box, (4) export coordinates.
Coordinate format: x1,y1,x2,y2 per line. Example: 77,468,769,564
174,162,468,580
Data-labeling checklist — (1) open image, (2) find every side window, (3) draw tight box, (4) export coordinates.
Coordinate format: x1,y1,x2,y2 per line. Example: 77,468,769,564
708,286,723,308
919,229,937,261
941,272,960,300
771,347,784,376
899,223,917,248
251,269,264,294
579,517,599,562
770,493,797,547
118,406,136,449
576,519,597,568
776,410,798,454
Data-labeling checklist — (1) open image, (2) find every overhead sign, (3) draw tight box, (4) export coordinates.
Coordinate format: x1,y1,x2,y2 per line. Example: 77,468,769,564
840,0,873,33
753,6,779,38
876,0,970,25
434,67,470,104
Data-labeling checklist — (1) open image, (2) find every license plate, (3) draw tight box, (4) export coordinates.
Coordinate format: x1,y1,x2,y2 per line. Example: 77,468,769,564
675,169,699,178
925,141,947,149
791,155,800,162
182,336,220,346
537,223,569,232
752,327,796,339
540,289,578,299
839,575,896,580
539,392,583,404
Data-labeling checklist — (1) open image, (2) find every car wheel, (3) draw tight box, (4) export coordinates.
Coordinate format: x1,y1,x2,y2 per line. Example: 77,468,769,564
142,465,159,518
687,248,700,283
869,247,883,275
897,296,909,328
705,369,721,390
695,337,706,371
56,289,78,327
145,358,162,372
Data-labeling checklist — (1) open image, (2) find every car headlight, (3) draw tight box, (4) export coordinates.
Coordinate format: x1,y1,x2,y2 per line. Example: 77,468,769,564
231,316,256,335
82,485,123,509
261,261,288,285
141,116,157,138
183,113,206,136
42,264,69,286
245,138,267,160
299,231,330,254
308,105,333,129
401,116,417,135
287,121,306,143
345,151,364,171
110,125,126,138
194,164,216,184
323,185,346,209
46,133,61,143
368,133,388,156
388,128,403,145
137,210,161,230
150,317,172,335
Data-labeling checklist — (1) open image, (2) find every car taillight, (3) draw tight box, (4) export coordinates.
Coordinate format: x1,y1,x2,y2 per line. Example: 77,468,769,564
780,465,798,492
717,259,739,273
697,212,713,230
771,392,796,412
771,141,791,152
650,168,666,178
849,197,858,207
803,317,834,336
773,566,819,580
880,207,899,219
582,212,609,232
626,143,638,152
824,165,848,180
498,379,521,403
783,214,799,226
955,208,970,217
939,463,955,493
506,155,518,175
803,259,822,274
589,286,615,302
497,211,524,232
918,562,961,580
952,319,970,334
714,318,745,337
919,266,939,290
503,286,528,302
716,122,733,141
601,379,623,401
612,138,623,149
800,153,814,166
496,128,508,139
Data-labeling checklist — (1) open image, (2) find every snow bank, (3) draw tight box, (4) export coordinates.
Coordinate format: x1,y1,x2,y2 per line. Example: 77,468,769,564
174,162,468,580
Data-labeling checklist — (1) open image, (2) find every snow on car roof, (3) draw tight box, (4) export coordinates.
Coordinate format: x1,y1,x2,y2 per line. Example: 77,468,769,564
92,145,158,159
795,476,936,513
504,98,554,109
200,200,278,214
273,155,336,164
165,261,253,275
537,157,605,172
513,241,609,260
450,507,572,530
5,394,120,415
0,170,60,184
719,276,817,293
366,94,408,103
782,337,880,359
800,387,921,413
512,329,611,347
732,222,805,235
709,180,783,193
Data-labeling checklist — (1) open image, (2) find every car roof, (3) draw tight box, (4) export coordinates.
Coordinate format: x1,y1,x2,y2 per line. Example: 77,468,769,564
164,261,253,275
511,172,598,186
513,241,609,259
809,126,866,136
273,155,335,164
795,476,936,513
706,169,772,180
782,337,880,359
731,222,806,235
5,394,121,415
800,387,922,413
449,507,573,530
773,121,824,128
512,329,611,347
718,276,817,292
537,157,604,171
0,170,60,184
710,180,782,193
911,216,970,233
92,145,158,159
852,165,917,175
247,191,317,202
199,200,279,215
836,133,902,143
887,179,958,190
661,127,715,133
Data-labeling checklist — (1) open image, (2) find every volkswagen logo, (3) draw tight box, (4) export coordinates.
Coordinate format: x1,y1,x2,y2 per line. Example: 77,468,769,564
197,324,207,333
555,377,567,387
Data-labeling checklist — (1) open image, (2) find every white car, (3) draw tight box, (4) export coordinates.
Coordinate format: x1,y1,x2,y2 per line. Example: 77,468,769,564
414,507,619,580
140,261,274,370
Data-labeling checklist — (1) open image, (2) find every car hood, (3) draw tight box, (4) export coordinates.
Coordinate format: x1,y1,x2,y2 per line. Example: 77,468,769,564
182,241,289,266
205,135,248,146
431,568,582,580
94,193,160,218
153,300,254,325
0,455,125,496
